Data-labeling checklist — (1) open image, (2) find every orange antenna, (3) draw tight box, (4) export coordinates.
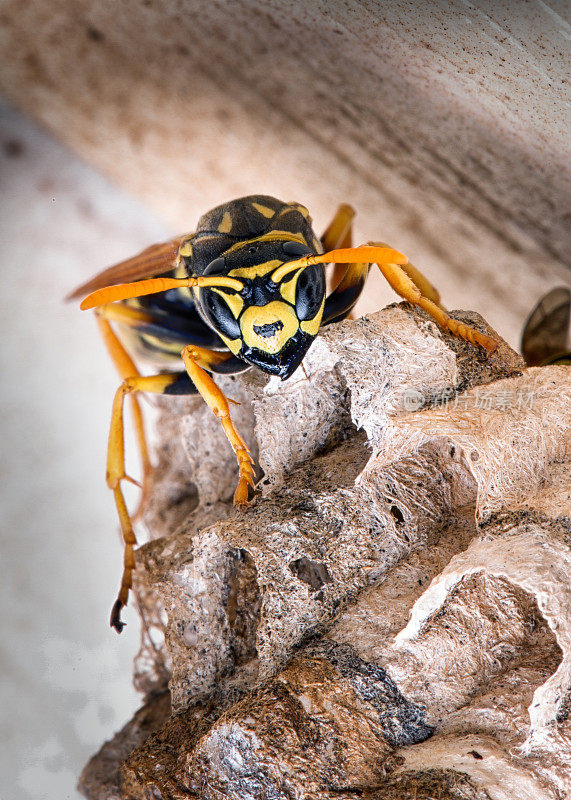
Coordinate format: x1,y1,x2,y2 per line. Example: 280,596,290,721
271,246,408,283
80,275,244,310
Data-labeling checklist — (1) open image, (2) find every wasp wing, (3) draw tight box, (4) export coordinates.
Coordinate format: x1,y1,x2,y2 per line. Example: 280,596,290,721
66,234,191,301
521,286,570,366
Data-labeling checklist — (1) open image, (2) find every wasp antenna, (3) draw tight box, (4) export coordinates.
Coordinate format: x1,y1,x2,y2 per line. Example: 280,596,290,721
80,277,192,310
315,246,408,266
271,246,408,283
80,275,245,310
196,276,244,292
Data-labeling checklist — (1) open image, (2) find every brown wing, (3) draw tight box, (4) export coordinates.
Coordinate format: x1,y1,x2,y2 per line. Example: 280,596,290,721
66,234,190,301
521,286,570,366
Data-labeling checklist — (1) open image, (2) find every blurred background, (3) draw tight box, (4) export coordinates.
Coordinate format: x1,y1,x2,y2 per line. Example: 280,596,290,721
0,2,569,798
0,100,164,800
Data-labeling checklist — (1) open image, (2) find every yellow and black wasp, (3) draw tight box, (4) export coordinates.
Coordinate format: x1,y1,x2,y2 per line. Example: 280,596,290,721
69,195,498,631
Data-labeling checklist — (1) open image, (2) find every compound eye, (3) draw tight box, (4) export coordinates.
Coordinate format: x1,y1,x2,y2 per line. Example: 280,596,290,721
201,289,241,339
295,265,325,321
203,256,227,276
282,241,312,258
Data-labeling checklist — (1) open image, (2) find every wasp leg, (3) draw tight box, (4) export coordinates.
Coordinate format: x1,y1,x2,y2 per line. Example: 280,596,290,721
320,206,370,325
321,203,356,291
369,243,498,352
321,204,370,325
106,370,198,632
96,315,153,513
181,345,255,507
321,203,355,251
320,209,442,324
365,242,443,308
400,261,442,307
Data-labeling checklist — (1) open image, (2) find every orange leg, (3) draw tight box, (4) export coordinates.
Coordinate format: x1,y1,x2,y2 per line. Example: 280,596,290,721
106,371,184,632
370,245,497,352
400,262,442,307
321,210,441,308
320,204,370,323
321,204,355,251
321,204,356,293
96,315,152,493
181,345,255,506
362,240,443,308
276,243,497,352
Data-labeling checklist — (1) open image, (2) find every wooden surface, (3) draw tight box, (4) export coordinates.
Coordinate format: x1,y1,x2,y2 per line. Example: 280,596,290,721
0,0,569,347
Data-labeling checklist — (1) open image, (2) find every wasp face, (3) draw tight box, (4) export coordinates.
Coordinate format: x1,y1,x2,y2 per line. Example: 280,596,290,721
198,240,326,380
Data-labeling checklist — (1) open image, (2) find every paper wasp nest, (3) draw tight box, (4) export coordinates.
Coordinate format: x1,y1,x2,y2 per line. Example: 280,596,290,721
79,304,570,800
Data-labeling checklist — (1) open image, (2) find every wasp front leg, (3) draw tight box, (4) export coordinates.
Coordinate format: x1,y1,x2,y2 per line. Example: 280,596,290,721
181,345,256,506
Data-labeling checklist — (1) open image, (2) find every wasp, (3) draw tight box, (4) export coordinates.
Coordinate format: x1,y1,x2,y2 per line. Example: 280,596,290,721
69,195,498,632
521,286,570,366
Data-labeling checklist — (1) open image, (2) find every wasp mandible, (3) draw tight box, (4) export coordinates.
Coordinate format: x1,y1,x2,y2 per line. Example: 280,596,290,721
70,195,498,631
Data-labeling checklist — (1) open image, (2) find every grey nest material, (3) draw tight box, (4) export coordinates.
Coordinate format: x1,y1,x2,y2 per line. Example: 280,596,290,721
79,304,571,800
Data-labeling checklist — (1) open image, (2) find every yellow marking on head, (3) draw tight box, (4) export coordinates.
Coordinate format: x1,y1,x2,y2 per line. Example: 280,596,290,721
228,260,283,279
212,288,244,318
223,231,307,255
217,333,243,355
280,269,302,305
300,297,325,336
218,212,233,233
241,301,299,354
179,240,193,258
174,261,194,302
252,202,275,218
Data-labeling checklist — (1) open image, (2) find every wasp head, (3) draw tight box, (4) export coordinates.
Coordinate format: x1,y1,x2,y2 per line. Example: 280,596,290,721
197,239,325,380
